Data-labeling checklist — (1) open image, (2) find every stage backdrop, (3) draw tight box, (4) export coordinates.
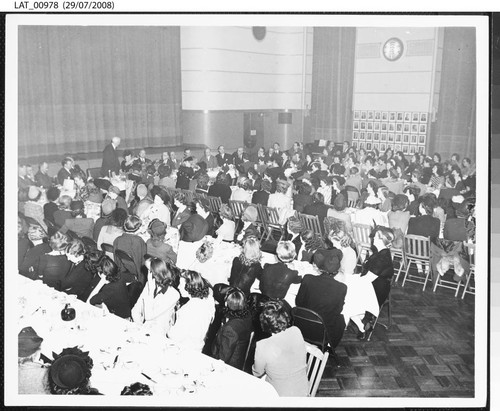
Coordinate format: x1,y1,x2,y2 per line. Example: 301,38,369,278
18,26,182,160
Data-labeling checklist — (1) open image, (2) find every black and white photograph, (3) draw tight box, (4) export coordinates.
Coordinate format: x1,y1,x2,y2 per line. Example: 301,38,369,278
4,11,489,410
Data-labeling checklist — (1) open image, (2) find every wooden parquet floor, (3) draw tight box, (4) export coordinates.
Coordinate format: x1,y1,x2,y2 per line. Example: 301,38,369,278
317,278,475,398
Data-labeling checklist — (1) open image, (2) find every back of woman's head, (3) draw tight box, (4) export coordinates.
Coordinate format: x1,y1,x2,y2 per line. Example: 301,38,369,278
333,193,347,211
58,195,72,210
260,179,272,192
197,173,210,189
50,232,69,252
259,300,290,334
46,186,61,202
391,194,409,212
150,258,180,290
372,226,395,247
182,270,211,299
99,255,120,282
297,181,312,196
151,186,170,205
123,215,142,233
237,176,252,191
84,249,104,274
110,208,128,228
225,288,247,312
66,238,86,257
419,193,437,215
216,171,230,185
276,240,297,263
275,179,289,194
158,164,171,179
241,236,262,264
174,191,187,205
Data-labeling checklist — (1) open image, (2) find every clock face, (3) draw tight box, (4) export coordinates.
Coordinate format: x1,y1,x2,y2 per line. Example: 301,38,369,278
382,38,404,61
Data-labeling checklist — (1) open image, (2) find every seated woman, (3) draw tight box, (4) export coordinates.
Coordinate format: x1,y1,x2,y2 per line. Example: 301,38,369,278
230,176,253,203
60,239,96,301
194,197,216,237
302,192,330,234
179,201,209,243
252,300,308,397
352,185,388,228
211,288,254,370
141,187,172,227
407,193,441,239
377,186,392,213
97,208,127,253
292,180,313,213
171,192,193,228
24,186,47,232
260,241,301,300
216,204,236,242
356,226,395,339
60,200,95,239
267,179,294,225
299,229,323,263
329,228,357,284
327,193,353,236
229,236,263,294
44,186,61,225
195,172,210,196
35,232,72,291
208,171,232,205
89,255,131,319
295,248,347,352
251,178,271,207
234,204,261,243
19,225,51,279
168,270,215,352
132,258,180,337
146,219,177,263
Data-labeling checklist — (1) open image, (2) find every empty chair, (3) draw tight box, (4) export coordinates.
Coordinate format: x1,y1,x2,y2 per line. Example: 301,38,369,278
292,306,329,353
305,342,329,397
351,223,373,268
401,235,431,290
298,213,322,238
229,200,250,222
206,196,222,214
462,243,475,299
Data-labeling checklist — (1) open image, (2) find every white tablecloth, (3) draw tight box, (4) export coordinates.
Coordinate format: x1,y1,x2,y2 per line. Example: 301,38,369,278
16,276,278,399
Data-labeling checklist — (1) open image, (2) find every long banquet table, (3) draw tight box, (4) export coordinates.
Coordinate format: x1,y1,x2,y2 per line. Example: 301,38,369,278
16,275,278,400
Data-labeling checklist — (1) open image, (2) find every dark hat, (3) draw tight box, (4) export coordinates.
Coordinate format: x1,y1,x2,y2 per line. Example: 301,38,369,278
70,200,84,211
18,327,43,357
108,185,121,195
93,178,112,192
333,193,347,211
50,354,88,389
313,248,343,275
149,219,166,236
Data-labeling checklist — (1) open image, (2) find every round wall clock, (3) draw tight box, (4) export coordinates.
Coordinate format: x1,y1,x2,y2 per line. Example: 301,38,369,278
382,38,404,61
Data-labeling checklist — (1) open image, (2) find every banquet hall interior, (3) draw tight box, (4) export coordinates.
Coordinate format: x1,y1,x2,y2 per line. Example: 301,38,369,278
13,20,483,402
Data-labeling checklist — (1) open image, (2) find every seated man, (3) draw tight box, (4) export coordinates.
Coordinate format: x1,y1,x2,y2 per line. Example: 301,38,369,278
35,161,54,189
295,248,347,352
60,200,95,239
199,147,218,170
57,157,74,186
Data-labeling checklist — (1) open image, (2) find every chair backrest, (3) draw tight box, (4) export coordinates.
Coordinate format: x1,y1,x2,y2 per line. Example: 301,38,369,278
86,167,101,180
404,234,430,259
114,248,138,276
206,196,222,214
262,206,281,227
292,306,328,352
194,192,207,200
323,216,347,236
352,223,372,249
305,342,329,397
181,189,194,203
229,200,249,220
298,213,322,237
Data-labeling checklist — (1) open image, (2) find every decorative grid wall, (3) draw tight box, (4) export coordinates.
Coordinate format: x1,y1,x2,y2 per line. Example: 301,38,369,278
351,110,428,155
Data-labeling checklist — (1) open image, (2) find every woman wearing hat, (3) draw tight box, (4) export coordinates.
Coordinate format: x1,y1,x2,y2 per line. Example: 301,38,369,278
176,157,195,190
132,258,180,337
18,326,49,394
113,215,147,284
106,185,128,213
229,236,263,295
146,219,177,263
211,287,254,370
230,176,253,203
295,247,347,351
351,185,388,228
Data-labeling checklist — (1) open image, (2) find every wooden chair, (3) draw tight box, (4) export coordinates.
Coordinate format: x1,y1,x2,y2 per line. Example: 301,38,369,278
292,307,329,353
366,293,392,341
206,196,222,214
298,213,323,239
228,200,249,222
401,235,431,291
254,204,267,241
242,331,255,373
181,189,194,203
305,342,329,397
262,206,285,242
432,240,465,297
391,245,406,283
462,243,475,299
351,223,373,268
344,185,360,209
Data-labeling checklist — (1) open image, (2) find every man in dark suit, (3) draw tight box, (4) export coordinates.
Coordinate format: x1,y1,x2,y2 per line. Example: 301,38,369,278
216,145,233,167
295,248,347,351
199,148,218,170
57,157,74,186
35,162,53,189
232,147,248,173
179,212,209,242
101,137,121,177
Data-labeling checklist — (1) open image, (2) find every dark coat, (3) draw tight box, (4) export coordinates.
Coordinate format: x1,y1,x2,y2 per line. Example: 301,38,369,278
171,208,192,228
60,261,96,302
89,279,131,319
252,190,269,207
208,183,232,205
216,153,233,167
443,218,468,242
19,243,52,278
362,247,394,306
179,213,209,242
176,165,195,190
295,273,347,349
62,217,95,239
229,257,263,295
57,167,72,186
93,216,111,241
211,315,254,370
35,171,53,189
101,143,121,177
302,202,329,233
44,202,59,225
18,238,33,269
259,262,301,299
113,233,147,282
36,254,72,291
53,210,73,228
407,215,440,239
293,194,313,213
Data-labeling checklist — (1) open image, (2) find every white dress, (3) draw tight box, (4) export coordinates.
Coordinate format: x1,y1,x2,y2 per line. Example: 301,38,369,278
335,245,357,284
267,192,294,224
168,295,215,352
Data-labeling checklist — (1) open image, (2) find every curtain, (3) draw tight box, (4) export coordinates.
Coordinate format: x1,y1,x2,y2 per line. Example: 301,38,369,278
310,27,356,143
431,28,476,161
18,26,182,159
